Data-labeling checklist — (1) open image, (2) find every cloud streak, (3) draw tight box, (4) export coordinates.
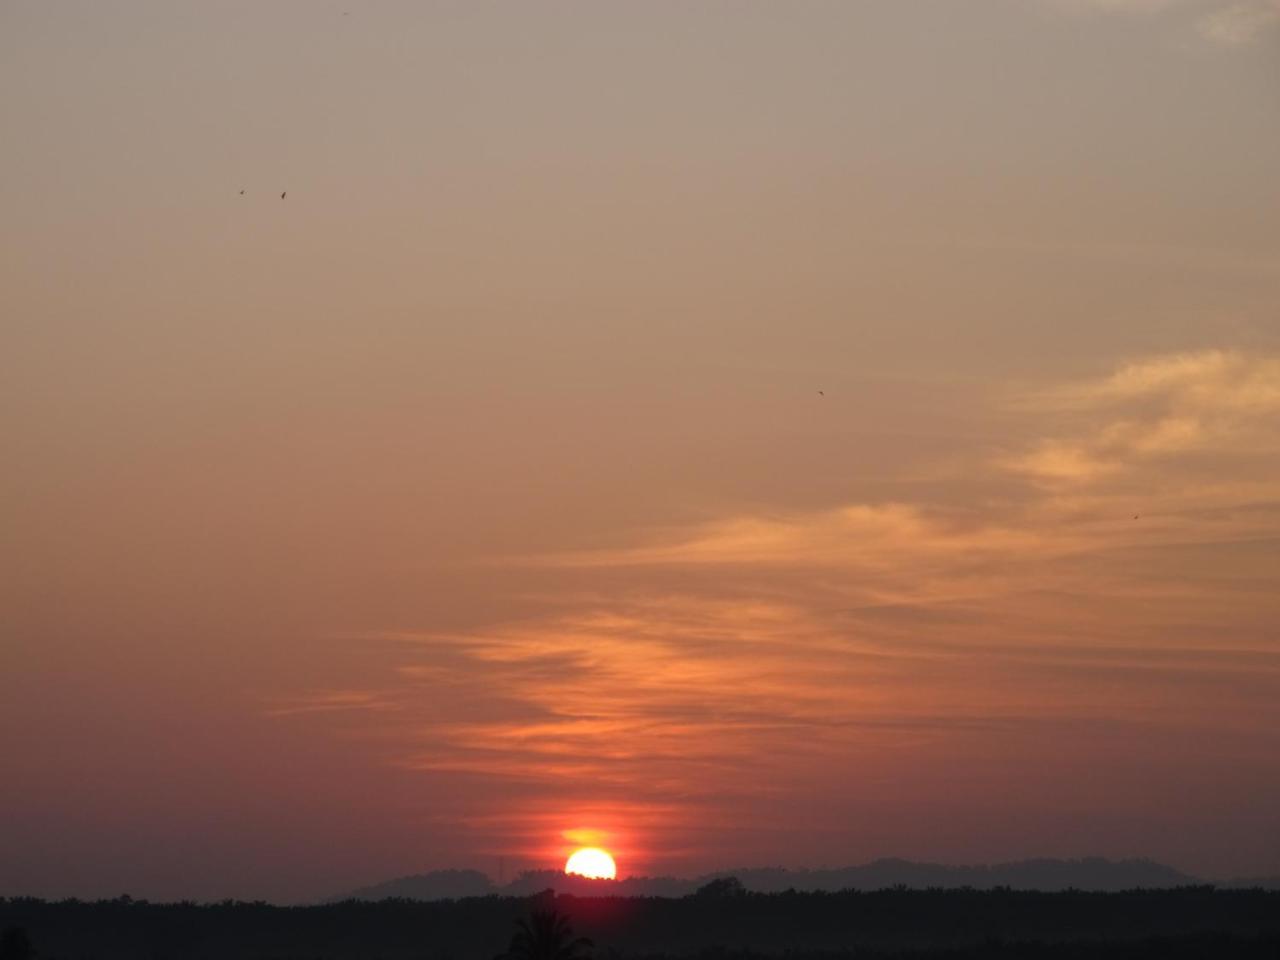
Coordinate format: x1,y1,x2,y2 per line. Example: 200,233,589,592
1197,1,1280,42
1003,350,1280,484
272,349,1280,873
1047,0,1280,44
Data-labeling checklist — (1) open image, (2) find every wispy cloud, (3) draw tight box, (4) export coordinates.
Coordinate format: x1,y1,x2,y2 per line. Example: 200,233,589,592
1003,350,1280,483
1046,0,1280,44
1197,1,1280,42
527,503,1056,578
265,689,403,717
1057,0,1185,13
271,349,1280,869
1052,350,1280,410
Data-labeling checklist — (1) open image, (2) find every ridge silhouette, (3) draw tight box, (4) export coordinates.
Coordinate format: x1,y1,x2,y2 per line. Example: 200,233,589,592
333,857,1202,902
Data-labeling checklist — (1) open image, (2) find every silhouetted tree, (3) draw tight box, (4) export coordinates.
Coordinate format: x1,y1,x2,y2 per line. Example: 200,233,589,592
0,927,32,960
503,909,593,960
695,877,745,899
4,888,1280,959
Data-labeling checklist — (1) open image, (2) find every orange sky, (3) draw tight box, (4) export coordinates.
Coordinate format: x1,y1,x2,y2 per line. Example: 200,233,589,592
2,1,1279,902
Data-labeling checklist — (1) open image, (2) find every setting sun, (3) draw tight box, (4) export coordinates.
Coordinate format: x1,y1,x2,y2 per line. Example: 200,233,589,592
565,847,617,880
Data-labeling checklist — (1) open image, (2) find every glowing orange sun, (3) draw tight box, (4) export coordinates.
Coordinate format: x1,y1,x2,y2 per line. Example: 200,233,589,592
565,847,617,880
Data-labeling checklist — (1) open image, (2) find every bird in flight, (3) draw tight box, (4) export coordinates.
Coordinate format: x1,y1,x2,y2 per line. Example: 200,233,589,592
1133,514,1140,520
239,189,245,195
281,191,287,199
818,390,825,397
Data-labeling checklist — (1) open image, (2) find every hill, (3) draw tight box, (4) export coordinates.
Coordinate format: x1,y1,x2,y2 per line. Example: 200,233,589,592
331,857,1200,901
329,868,494,903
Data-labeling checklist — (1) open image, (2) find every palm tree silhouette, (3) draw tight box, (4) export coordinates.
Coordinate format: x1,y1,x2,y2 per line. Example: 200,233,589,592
0,927,32,960
503,909,593,960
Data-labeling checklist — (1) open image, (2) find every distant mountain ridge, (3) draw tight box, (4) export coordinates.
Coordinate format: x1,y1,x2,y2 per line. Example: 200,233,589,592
337,869,495,902
331,856,1207,902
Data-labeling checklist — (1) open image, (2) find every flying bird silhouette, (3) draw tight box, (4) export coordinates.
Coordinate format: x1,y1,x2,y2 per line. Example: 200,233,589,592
281,191,287,199
818,390,825,397
239,189,245,195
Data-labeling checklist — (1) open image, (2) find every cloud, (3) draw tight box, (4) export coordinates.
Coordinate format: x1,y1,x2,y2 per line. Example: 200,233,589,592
269,348,1280,869
1061,0,1185,12
1001,441,1121,482
1045,0,1280,44
526,503,1055,577
273,568,1280,863
264,689,402,717
1085,350,1280,410
1197,1,1280,42
292,599,1260,786
1004,349,1280,483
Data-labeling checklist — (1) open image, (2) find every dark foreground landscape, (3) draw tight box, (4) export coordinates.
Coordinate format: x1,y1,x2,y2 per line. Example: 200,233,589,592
4,887,1279,960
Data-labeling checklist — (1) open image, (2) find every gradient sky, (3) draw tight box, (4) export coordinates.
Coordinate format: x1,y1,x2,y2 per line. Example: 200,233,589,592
2,0,1279,904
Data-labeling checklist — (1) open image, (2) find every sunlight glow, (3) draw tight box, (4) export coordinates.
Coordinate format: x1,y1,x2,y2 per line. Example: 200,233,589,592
565,847,617,880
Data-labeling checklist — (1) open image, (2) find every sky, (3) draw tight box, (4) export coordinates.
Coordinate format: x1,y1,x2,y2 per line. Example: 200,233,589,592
2,0,1279,904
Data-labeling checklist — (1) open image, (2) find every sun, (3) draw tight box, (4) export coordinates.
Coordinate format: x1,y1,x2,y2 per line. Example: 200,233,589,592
564,847,617,880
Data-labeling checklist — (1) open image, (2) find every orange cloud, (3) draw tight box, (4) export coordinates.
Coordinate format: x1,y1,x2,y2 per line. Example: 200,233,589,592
1004,350,1280,484
270,349,1280,873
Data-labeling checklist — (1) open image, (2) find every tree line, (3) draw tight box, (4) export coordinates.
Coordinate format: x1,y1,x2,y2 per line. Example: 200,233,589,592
2,884,1278,959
